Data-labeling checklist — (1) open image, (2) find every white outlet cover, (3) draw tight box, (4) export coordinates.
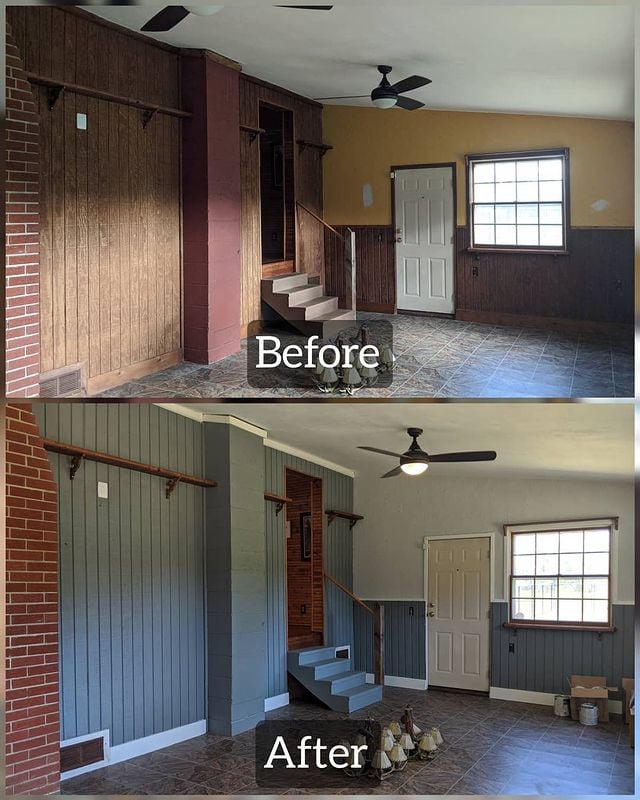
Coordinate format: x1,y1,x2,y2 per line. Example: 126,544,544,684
97,481,108,499
76,113,87,130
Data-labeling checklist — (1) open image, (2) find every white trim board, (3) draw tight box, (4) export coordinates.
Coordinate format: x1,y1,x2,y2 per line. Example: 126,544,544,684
60,720,207,780
366,674,428,691
59,729,110,780
264,692,289,712
489,686,623,715
265,439,355,477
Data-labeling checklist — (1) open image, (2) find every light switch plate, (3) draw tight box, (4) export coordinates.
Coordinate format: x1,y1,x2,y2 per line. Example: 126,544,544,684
76,112,87,130
97,481,108,499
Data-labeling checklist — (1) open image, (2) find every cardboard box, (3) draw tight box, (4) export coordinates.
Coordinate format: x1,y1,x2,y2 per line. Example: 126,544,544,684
569,675,617,723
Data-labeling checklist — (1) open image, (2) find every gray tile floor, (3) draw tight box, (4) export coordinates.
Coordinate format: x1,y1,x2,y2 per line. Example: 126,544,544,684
61,687,634,795
98,314,634,400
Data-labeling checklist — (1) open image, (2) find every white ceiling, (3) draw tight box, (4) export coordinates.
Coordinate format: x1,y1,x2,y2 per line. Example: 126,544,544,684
172,401,634,481
83,1,635,119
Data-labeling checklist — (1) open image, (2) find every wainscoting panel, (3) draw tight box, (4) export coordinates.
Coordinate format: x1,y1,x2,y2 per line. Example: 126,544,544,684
490,602,634,701
264,447,354,698
353,600,426,680
34,404,206,746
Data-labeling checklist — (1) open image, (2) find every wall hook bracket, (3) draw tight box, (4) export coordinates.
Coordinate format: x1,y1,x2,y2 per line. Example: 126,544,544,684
165,476,181,499
142,107,158,129
69,454,84,480
46,84,64,110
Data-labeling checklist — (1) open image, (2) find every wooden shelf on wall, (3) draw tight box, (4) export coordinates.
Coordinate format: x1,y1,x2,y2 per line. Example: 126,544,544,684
326,510,364,530
240,124,266,142
297,139,333,156
264,492,292,514
42,439,217,498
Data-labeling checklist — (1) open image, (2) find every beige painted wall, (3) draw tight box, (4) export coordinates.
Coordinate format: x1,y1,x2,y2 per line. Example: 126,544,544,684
353,475,634,603
323,106,634,228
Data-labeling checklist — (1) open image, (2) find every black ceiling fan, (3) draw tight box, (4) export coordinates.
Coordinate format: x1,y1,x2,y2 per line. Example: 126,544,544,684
359,428,497,478
316,65,431,110
141,5,333,33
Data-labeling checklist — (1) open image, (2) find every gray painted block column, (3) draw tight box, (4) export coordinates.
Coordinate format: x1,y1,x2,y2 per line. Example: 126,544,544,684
205,422,267,735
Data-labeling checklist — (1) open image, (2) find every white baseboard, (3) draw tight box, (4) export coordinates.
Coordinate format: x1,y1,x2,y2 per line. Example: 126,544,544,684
490,686,622,715
366,673,428,690
59,729,111,780
264,692,289,712
61,720,206,781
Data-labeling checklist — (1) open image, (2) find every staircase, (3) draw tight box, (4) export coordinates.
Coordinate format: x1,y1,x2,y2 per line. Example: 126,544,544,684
261,273,355,338
287,645,383,714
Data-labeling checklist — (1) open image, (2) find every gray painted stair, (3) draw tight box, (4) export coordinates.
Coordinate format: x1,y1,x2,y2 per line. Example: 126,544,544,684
262,273,355,338
287,646,383,713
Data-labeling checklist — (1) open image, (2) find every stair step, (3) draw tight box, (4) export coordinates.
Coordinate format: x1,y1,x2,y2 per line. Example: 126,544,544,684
305,657,352,679
294,646,340,666
299,296,339,319
283,284,325,305
269,273,309,292
318,670,367,693
334,683,384,712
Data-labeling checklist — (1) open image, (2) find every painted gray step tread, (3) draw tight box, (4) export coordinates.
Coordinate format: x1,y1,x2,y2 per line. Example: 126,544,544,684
318,670,366,685
334,684,382,698
305,658,350,669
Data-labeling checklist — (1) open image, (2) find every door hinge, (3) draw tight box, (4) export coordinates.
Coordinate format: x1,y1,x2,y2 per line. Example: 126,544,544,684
390,171,396,179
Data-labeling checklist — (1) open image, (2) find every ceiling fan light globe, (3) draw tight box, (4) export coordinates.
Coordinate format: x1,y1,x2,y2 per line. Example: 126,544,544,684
184,6,224,16
372,96,397,109
401,461,428,476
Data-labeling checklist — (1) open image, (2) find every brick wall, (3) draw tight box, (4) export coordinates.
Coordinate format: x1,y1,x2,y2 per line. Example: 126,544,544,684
5,25,41,397
5,403,60,794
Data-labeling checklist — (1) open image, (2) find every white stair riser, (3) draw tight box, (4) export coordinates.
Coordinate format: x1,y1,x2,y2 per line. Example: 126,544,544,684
284,285,325,305
304,297,339,319
271,274,309,291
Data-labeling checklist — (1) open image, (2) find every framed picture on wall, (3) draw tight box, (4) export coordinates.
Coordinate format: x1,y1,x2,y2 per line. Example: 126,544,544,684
300,512,312,561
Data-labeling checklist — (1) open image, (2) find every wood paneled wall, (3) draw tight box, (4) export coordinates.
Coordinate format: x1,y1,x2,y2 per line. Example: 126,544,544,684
8,7,182,391
239,75,324,327
325,225,395,313
456,226,634,326
285,471,313,633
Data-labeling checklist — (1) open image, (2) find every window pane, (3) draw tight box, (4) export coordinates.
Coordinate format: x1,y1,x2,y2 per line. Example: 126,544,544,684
474,183,495,203
560,530,583,553
474,225,494,245
495,161,515,182
539,204,563,224
474,204,494,224
536,553,558,575
517,225,539,246
512,598,534,620
559,577,583,598
539,158,563,180
584,552,609,575
495,204,516,224
559,599,582,622
517,181,538,202
583,578,608,600
535,577,558,598
495,182,516,202
539,181,563,201
536,532,559,553
513,534,536,555
584,529,610,552
540,226,563,247
560,552,583,574
513,577,534,598
474,163,494,183
495,225,517,245
535,598,558,621
513,554,535,575
583,600,608,623
517,204,539,225
516,160,538,181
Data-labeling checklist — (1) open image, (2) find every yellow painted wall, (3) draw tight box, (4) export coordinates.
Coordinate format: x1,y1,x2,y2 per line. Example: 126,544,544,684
322,107,634,228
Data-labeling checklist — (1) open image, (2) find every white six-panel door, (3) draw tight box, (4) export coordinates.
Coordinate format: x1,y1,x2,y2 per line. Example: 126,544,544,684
394,166,455,314
426,537,490,691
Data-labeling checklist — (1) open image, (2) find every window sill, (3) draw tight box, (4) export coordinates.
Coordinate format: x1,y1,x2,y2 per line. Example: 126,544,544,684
503,622,616,633
467,248,569,256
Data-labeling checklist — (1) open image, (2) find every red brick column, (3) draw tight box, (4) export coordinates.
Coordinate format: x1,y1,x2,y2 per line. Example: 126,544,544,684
5,25,41,397
181,53,242,364
5,404,60,795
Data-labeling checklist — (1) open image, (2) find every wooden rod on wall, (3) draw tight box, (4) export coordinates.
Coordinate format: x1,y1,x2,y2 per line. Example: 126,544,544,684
323,571,373,615
25,73,192,119
42,439,217,496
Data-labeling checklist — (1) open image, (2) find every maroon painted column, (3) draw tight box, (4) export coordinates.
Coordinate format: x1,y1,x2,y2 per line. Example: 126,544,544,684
181,53,242,364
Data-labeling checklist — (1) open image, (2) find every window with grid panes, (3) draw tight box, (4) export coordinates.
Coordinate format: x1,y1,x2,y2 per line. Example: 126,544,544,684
510,525,611,626
468,149,568,252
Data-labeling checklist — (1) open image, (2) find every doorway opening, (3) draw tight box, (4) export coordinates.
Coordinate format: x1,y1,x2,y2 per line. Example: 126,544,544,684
260,104,295,278
285,468,324,650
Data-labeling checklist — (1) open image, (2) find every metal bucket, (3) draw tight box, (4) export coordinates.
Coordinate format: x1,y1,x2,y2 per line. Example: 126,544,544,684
579,703,599,726
554,695,570,717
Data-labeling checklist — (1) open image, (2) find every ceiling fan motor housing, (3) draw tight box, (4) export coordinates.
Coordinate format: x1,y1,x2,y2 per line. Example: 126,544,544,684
371,65,397,104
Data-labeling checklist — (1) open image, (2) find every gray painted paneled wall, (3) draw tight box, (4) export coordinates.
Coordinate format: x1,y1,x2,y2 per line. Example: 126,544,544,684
35,404,206,747
353,601,426,680
264,447,355,698
491,602,634,700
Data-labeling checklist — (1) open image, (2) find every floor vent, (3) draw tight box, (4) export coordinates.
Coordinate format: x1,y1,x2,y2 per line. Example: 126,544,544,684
60,736,104,773
40,364,86,397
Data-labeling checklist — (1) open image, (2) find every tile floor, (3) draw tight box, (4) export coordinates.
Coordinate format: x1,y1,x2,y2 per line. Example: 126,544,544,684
61,687,634,796
98,314,634,400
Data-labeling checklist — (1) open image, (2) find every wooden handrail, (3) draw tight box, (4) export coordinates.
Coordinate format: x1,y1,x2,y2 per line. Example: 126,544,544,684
323,571,373,615
42,439,216,498
296,202,344,240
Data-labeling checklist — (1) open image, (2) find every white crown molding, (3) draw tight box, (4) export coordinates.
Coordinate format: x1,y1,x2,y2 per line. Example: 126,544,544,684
265,439,355,477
